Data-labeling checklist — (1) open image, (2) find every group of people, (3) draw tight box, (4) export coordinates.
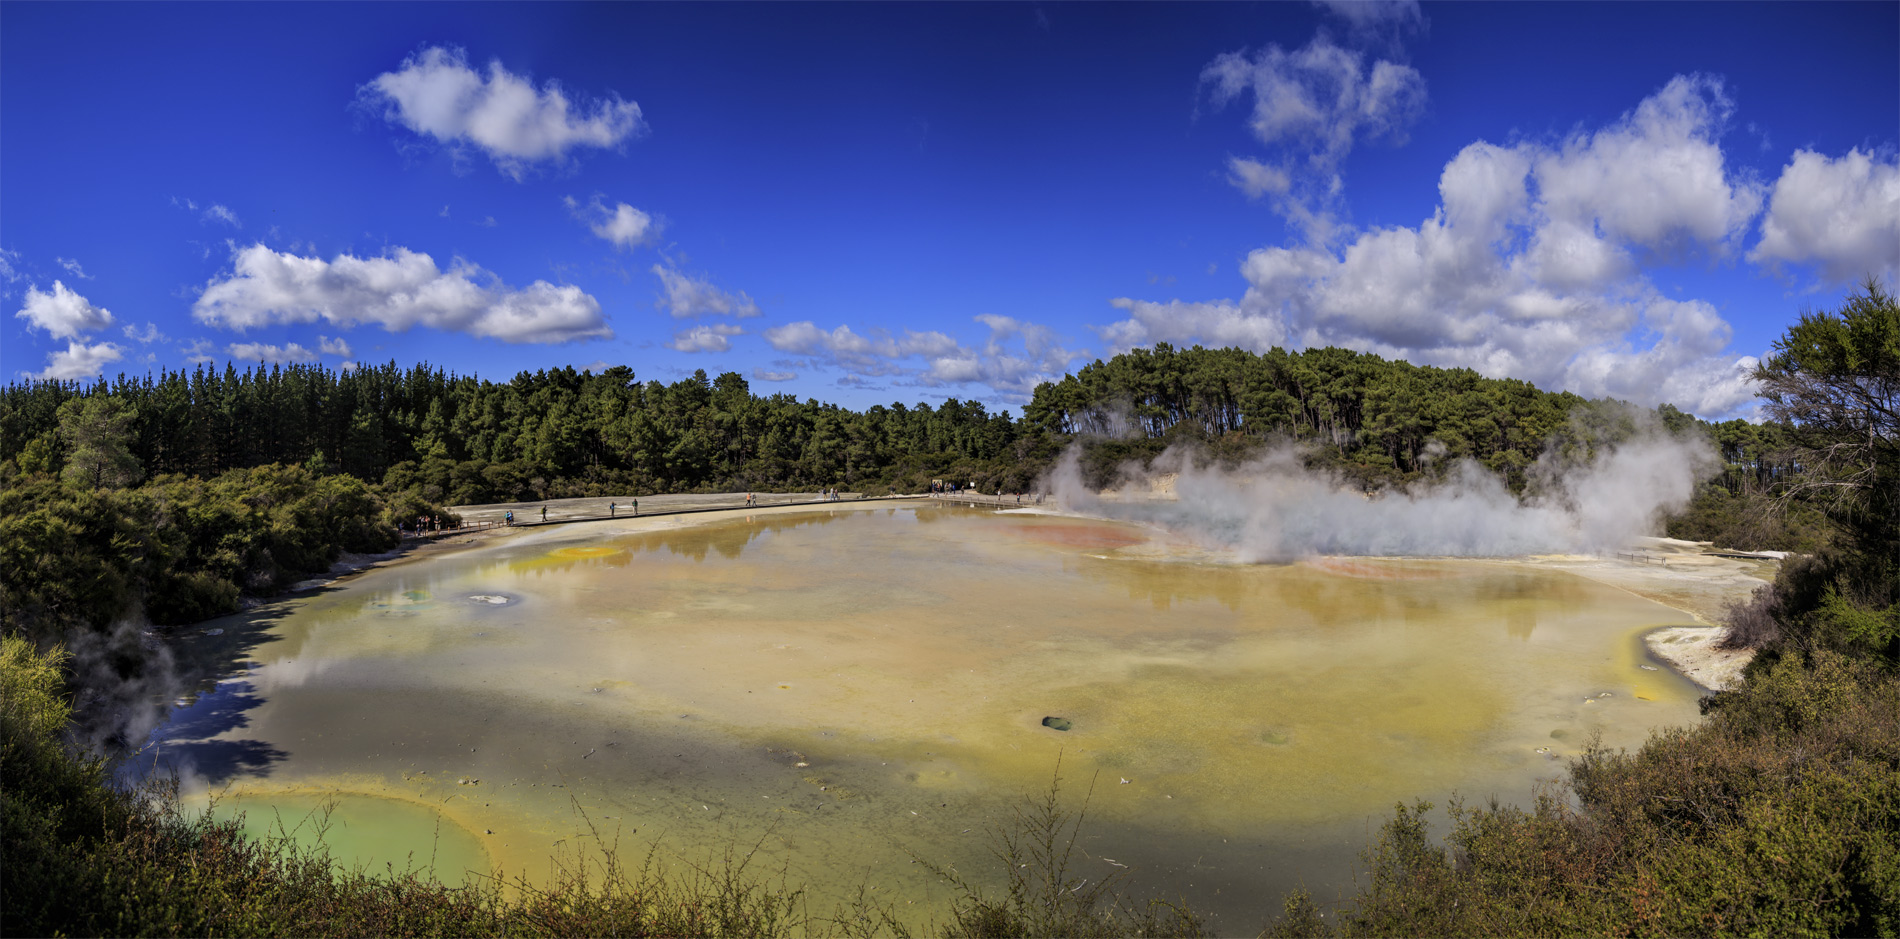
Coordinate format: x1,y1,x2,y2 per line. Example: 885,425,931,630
409,515,449,534
926,483,1044,505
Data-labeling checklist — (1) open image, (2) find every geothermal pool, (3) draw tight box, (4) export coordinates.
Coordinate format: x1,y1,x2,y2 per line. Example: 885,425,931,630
150,503,1708,928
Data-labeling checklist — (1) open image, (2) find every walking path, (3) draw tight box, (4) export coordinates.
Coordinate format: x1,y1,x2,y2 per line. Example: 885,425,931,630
407,491,876,538
400,490,1047,539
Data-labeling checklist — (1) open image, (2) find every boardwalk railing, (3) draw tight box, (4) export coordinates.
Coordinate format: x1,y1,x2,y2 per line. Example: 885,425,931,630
419,492,1053,538
1615,551,1671,567
405,519,505,539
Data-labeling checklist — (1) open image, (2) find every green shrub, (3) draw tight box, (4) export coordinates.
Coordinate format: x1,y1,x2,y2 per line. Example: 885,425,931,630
1267,651,1900,938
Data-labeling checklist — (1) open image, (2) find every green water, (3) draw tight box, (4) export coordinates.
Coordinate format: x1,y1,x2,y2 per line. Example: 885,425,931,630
155,505,1706,930
210,791,489,887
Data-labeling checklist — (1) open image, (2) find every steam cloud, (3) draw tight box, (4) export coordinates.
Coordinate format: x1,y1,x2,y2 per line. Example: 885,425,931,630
64,616,186,755
1042,420,1718,560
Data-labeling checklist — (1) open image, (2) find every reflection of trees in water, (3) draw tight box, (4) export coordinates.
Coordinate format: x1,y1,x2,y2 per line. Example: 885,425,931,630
491,512,848,572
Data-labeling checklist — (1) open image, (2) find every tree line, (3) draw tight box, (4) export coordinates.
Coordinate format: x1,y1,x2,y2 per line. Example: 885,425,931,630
1,345,1801,506
0,364,1029,502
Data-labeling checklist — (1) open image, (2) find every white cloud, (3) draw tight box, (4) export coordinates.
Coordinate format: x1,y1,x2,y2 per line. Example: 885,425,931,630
122,322,166,344
1098,298,1287,354
1313,0,1423,32
1227,157,1291,199
764,316,1080,400
1202,34,1426,242
652,264,761,318
31,340,123,380
362,45,645,179
182,338,214,365
567,195,658,249
763,322,959,375
1532,75,1761,256
918,315,1083,396
56,257,93,280
193,244,610,344
1104,75,1773,418
172,196,242,228
752,368,796,382
338,361,359,373
668,323,743,353
15,281,114,339
318,335,352,357
1749,148,1900,283
227,342,319,364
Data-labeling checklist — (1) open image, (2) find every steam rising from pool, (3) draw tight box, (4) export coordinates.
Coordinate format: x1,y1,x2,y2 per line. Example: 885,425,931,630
1044,421,1718,560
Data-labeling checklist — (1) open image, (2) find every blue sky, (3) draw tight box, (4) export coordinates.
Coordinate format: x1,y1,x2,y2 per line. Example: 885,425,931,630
3,2,1895,419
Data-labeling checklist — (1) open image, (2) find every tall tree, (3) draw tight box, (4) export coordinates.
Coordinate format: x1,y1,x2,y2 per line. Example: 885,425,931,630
1753,277,1900,662
1753,277,1900,531
56,397,142,490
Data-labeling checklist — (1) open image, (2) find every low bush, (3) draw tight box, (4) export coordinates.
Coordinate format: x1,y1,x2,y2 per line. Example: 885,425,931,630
1266,650,1900,937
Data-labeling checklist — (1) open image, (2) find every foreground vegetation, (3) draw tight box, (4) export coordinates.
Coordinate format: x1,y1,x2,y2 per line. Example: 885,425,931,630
1267,652,1899,937
2,282,1894,935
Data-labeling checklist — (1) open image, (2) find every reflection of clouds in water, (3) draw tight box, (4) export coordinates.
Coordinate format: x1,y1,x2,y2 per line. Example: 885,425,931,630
503,512,849,572
143,679,287,788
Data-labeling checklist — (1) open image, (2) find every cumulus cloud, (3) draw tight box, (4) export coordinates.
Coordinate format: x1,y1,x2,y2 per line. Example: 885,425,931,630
16,281,114,339
918,315,1083,396
668,323,743,353
227,342,318,364
763,322,959,376
1749,148,1900,282
1532,75,1761,257
362,45,645,179
318,335,352,357
566,194,658,249
1202,33,1426,241
752,368,796,382
652,264,761,318
192,244,610,344
1098,298,1287,354
31,340,123,380
765,316,1080,400
1106,75,1772,418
